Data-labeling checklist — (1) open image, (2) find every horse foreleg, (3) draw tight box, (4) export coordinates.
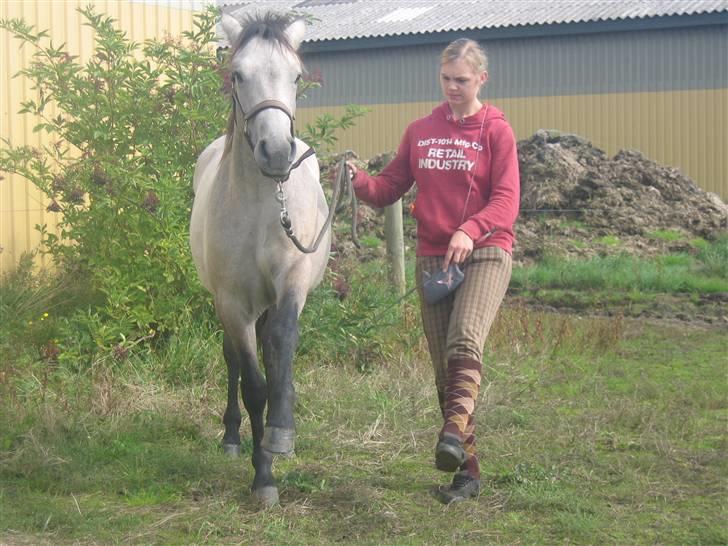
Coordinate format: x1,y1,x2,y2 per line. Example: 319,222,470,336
260,296,300,456
223,326,277,505
222,333,243,456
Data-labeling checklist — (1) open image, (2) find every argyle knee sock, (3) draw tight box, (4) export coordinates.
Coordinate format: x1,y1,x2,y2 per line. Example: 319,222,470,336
460,413,481,480
437,388,446,418
440,358,482,440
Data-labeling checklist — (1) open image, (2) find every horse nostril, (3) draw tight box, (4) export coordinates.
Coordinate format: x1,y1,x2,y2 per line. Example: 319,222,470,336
288,139,297,163
258,139,270,161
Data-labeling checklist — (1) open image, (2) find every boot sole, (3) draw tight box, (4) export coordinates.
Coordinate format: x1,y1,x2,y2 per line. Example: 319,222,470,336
435,441,466,472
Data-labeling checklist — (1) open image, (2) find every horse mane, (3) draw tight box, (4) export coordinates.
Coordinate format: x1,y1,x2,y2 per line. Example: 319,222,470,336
222,12,303,160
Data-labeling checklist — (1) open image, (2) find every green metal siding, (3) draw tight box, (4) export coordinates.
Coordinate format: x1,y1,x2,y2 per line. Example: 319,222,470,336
299,24,727,107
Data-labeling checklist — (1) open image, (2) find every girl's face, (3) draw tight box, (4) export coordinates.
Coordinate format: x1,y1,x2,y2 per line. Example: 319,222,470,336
439,58,487,110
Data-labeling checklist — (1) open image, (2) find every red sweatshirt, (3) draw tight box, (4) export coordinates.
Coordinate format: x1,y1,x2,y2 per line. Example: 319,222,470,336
352,102,520,256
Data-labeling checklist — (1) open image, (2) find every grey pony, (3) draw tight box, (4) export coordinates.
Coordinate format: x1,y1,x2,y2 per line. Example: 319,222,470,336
190,12,330,506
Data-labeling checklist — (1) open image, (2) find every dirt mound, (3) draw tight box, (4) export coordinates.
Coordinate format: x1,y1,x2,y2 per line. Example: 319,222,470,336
516,129,727,263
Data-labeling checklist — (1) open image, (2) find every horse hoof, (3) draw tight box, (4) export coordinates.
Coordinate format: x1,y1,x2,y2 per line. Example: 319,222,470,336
222,443,241,458
253,486,279,507
261,426,295,455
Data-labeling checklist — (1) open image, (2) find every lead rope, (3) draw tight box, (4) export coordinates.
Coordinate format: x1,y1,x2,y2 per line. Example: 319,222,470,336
276,156,351,254
335,150,361,248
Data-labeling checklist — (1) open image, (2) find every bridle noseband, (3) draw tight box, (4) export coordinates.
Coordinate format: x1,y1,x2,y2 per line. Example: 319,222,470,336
231,83,296,166
231,83,315,181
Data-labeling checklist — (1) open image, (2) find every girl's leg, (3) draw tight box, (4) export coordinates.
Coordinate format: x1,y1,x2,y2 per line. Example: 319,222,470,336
439,247,512,474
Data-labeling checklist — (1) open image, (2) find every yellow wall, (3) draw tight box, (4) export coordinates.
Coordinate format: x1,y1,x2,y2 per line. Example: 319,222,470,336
1,0,197,275
298,88,728,200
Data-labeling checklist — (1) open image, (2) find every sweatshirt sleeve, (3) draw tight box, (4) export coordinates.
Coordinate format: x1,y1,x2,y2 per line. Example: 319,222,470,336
351,125,415,208
458,120,520,241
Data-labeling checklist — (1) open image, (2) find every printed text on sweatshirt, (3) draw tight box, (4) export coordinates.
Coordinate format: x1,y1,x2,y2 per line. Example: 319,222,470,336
352,102,520,256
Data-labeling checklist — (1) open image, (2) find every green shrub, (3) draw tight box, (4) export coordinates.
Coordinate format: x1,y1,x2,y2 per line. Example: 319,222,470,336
298,104,369,157
298,257,417,371
1,6,226,360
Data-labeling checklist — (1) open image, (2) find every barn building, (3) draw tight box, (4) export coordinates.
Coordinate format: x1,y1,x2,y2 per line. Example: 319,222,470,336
220,0,728,201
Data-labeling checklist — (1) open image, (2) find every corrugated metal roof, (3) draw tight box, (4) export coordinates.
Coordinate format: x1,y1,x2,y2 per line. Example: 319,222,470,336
217,0,728,44
129,0,212,9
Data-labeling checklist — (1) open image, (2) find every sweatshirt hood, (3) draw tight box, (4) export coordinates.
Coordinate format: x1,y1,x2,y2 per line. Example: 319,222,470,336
432,101,505,127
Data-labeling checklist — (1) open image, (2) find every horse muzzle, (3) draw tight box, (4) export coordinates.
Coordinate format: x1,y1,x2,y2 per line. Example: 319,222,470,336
254,134,297,179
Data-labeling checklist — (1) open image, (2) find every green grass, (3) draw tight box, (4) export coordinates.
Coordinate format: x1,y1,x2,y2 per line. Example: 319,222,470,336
595,234,621,246
2,315,726,543
511,238,728,293
647,229,685,242
696,234,728,278
1,248,726,544
358,235,383,249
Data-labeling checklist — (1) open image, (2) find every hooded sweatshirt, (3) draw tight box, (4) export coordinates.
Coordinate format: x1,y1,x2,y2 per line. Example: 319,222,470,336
352,102,520,256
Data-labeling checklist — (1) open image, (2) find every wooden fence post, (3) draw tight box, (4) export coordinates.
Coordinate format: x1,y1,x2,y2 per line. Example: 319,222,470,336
384,199,406,295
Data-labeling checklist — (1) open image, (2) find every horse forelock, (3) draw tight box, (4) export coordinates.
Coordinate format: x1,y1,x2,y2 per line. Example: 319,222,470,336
231,12,301,65
222,12,303,161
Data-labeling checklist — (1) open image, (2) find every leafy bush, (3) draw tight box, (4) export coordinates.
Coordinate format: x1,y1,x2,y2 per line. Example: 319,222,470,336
298,104,369,156
0,7,226,359
298,256,419,372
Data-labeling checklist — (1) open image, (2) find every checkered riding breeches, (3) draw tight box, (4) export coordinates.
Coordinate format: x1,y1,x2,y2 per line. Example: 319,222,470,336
416,246,512,391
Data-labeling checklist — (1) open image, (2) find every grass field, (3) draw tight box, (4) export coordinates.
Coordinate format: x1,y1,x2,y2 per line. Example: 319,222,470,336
2,298,726,544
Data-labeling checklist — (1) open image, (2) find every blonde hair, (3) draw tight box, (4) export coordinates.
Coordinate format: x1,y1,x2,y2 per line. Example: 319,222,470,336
440,38,488,74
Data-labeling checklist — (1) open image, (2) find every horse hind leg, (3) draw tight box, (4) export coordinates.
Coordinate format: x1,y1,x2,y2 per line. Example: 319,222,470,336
223,326,277,506
260,295,301,456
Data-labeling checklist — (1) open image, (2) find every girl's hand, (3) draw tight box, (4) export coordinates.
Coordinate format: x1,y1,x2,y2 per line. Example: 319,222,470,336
344,161,358,180
443,230,473,270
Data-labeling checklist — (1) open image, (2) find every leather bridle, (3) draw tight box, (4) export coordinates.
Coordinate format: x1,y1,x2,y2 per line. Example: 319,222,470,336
232,84,293,146
230,78,334,253
230,81,315,181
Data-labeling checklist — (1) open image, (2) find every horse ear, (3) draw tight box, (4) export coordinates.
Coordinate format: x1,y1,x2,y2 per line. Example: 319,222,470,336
221,13,243,45
284,18,306,50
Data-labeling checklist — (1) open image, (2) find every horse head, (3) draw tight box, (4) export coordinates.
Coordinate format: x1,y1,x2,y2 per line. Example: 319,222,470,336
222,12,306,179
